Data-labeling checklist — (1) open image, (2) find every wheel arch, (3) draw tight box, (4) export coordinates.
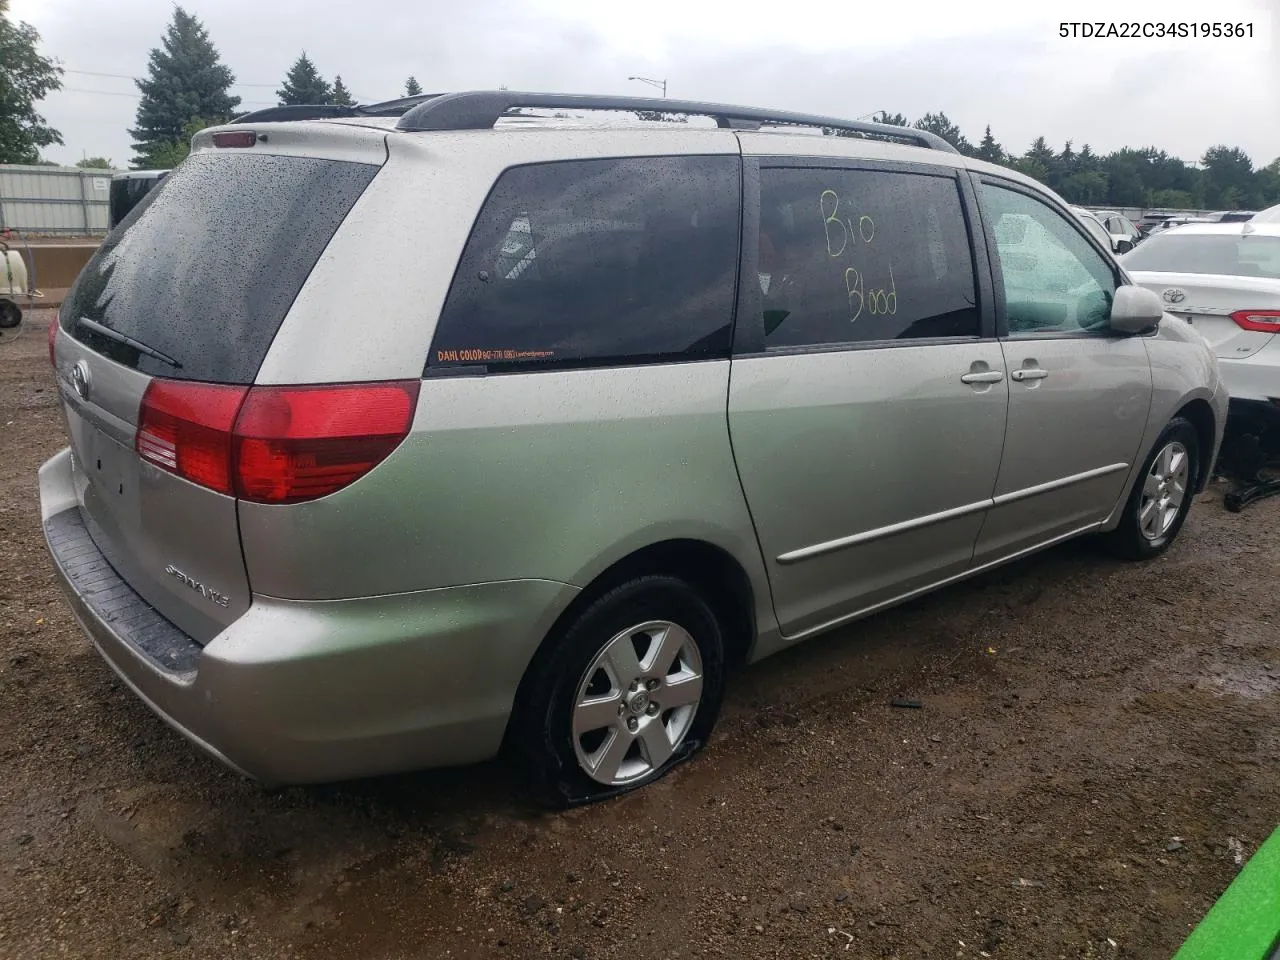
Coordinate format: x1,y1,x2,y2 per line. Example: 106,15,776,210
503,537,760,749
1174,397,1218,492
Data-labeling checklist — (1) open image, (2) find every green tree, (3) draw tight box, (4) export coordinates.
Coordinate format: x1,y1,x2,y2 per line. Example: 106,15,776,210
147,117,213,169
1024,136,1056,170
1060,171,1109,205
1148,188,1197,209
130,7,239,168
76,156,113,168
1257,158,1280,207
331,75,355,107
1010,157,1049,184
404,76,423,97
0,0,64,164
913,111,973,155
975,125,1004,164
1101,150,1147,206
871,111,908,127
277,52,332,105
1200,145,1259,209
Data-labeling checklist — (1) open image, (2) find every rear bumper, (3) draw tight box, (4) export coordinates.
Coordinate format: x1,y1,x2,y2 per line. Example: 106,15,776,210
1221,340,1280,403
38,447,579,785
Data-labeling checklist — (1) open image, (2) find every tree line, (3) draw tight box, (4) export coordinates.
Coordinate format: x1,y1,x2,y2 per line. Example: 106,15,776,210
886,111,1279,212
3,2,1278,211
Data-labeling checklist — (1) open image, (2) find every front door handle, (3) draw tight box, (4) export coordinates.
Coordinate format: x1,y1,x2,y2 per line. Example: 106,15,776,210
961,370,1005,384
1011,368,1049,382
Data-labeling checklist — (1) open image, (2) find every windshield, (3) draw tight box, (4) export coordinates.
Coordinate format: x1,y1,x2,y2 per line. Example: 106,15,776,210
63,151,378,384
1121,233,1280,279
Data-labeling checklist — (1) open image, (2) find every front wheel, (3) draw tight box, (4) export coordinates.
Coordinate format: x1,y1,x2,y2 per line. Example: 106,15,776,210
510,575,726,808
0,300,20,329
1103,417,1200,560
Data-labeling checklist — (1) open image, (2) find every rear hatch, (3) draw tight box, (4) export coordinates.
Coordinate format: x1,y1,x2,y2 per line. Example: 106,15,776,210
1123,271,1280,358
54,143,381,642
1121,229,1280,358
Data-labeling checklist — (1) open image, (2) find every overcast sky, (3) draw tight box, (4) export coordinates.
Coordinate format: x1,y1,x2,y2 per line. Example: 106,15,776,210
13,0,1279,170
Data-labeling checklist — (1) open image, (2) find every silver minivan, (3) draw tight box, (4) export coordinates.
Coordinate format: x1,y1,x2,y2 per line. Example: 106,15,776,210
39,92,1227,806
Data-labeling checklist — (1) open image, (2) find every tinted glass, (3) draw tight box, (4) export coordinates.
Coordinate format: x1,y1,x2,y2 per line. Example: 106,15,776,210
430,156,740,369
108,176,156,229
980,183,1117,337
757,167,979,348
1122,233,1280,280
64,152,378,383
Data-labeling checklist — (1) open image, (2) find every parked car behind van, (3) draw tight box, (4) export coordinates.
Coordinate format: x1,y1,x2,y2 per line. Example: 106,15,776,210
107,170,170,230
41,92,1227,806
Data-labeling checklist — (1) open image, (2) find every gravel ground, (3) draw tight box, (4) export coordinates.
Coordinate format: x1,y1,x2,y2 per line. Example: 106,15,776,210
3,310,1278,960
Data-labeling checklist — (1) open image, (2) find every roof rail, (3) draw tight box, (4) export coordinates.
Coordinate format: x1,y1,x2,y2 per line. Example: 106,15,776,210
392,91,959,153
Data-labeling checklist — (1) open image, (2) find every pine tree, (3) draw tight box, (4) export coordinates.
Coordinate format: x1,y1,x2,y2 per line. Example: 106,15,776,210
872,111,908,127
913,112,974,156
129,7,240,169
404,76,423,97
0,0,64,163
277,52,332,106
976,125,1004,164
331,75,356,107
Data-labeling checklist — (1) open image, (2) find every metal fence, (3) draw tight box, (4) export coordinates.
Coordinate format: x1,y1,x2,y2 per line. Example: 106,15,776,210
0,164,117,236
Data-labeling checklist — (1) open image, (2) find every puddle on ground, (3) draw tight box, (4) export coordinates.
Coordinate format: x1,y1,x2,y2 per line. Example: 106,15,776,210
1198,661,1280,700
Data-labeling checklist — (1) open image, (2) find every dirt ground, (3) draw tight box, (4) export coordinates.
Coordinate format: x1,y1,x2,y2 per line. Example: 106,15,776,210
2,310,1278,960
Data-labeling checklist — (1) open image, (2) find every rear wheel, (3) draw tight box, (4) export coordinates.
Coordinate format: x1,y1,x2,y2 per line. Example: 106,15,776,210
1104,417,1199,560
511,575,726,808
0,300,20,329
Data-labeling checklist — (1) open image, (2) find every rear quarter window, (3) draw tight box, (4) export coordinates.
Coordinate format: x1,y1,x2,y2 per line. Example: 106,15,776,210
63,152,379,384
429,155,741,371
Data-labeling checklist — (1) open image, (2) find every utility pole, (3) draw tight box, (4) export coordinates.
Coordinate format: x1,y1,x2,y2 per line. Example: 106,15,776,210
628,76,667,97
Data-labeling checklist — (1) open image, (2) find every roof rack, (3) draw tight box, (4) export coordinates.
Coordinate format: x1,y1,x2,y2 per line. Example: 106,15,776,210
392,91,959,153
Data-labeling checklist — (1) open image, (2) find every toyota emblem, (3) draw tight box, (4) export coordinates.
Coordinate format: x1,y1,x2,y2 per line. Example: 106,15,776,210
1161,288,1186,304
71,360,90,401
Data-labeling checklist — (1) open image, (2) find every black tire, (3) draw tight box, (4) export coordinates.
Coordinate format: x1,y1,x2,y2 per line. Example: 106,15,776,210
510,575,726,809
1103,417,1200,561
0,300,20,329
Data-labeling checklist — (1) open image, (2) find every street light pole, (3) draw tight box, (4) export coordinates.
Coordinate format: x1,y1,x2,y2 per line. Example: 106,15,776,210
628,76,667,97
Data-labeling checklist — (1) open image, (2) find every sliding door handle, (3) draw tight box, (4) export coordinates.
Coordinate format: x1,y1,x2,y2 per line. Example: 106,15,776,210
961,370,1005,384
1011,368,1049,382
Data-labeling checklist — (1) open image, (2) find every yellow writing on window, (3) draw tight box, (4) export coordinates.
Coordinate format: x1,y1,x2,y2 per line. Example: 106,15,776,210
820,188,896,322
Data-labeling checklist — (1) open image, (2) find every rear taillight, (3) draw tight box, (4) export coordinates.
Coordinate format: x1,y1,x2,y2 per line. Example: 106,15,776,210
233,382,419,504
136,381,247,494
1231,310,1280,333
135,379,419,504
48,318,57,366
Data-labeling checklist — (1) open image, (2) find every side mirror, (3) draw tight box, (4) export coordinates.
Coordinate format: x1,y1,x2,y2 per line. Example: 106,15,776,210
1109,285,1163,334
1114,238,1134,255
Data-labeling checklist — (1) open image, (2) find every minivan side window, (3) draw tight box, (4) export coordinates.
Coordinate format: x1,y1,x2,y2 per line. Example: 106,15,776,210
979,183,1117,338
429,156,741,370
756,166,980,349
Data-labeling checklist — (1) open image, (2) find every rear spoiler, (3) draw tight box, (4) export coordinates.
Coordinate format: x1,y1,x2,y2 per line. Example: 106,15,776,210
231,94,446,125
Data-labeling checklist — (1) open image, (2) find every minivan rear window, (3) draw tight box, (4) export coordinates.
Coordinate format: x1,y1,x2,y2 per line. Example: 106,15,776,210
63,152,379,384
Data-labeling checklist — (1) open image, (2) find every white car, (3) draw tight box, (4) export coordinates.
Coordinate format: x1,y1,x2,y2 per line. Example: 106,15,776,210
1121,222,1280,403
1253,203,1280,224
1094,210,1142,249
1071,206,1132,254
